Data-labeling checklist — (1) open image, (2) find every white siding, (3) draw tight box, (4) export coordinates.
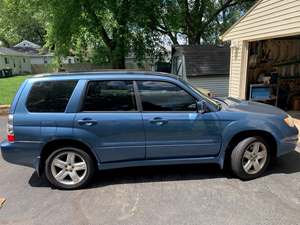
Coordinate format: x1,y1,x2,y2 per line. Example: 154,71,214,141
0,55,31,74
188,76,229,97
227,40,248,98
30,56,54,65
223,0,300,41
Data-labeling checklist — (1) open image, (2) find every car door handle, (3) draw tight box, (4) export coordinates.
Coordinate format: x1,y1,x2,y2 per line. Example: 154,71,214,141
77,118,98,126
149,117,168,126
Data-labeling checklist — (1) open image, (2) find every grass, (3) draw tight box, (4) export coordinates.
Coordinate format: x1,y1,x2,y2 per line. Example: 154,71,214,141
0,75,32,105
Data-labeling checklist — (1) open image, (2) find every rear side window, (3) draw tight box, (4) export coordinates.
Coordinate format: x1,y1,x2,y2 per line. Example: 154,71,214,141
137,81,196,111
82,80,137,111
26,80,77,112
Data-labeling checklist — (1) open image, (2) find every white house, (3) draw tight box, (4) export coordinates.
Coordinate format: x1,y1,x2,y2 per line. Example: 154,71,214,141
0,47,31,74
14,40,41,49
221,0,300,111
13,40,77,66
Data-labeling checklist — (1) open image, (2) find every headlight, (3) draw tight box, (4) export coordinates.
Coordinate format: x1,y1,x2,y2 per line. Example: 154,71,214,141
284,115,295,127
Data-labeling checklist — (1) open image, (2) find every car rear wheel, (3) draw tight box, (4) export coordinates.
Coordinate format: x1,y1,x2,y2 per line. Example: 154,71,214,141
45,147,95,189
231,137,271,180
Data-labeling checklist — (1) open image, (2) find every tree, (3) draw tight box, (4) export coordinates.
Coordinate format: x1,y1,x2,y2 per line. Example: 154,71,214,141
44,0,163,69
0,0,46,46
147,0,255,45
0,0,255,67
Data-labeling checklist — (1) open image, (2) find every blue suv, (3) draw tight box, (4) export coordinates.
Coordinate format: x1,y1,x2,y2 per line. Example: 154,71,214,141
1,72,298,189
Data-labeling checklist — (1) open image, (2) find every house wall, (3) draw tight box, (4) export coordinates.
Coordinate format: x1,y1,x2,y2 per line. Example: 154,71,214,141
223,0,300,42
0,55,31,74
227,40,249,98
188,76,229,97
31,56,54,65
61,56,77,64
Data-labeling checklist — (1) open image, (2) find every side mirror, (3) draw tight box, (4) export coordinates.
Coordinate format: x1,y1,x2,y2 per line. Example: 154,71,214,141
196,100,209,114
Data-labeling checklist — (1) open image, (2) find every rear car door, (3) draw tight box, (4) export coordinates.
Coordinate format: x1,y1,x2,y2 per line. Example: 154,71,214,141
16,79,78,143
12,79,78,167
136,80,221,159
74,80,145,163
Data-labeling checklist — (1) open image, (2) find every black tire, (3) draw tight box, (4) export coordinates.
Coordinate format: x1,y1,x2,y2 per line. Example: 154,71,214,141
45,147,95,190
231,136,271,180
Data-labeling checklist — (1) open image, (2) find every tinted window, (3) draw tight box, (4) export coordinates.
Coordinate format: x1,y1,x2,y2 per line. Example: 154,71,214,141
137,81,196,111
82,81,137,111
26,80,77,112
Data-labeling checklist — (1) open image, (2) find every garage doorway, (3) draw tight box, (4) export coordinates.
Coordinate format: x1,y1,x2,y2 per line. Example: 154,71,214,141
246,36,300,112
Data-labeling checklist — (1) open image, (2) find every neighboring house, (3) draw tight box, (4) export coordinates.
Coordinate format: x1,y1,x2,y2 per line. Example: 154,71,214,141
171,45,230,97
13,41,55,65
61,56,78,64
221,0,300,111
13,40,77,66
0,47,31,74
30,53,55,65
14,40,41,49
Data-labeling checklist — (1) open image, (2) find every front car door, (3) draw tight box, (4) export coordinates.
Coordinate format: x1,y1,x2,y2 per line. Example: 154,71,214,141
74,80,145,163
136,80,221,159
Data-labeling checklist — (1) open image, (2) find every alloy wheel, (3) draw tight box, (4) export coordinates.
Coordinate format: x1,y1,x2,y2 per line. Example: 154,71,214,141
242,141,268,175
50,151,87,185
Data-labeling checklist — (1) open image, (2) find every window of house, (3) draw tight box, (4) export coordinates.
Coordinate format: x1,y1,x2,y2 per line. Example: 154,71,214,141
26,80,78,112
4,57,9,64
23,58,26,63
82,80,137,112
137,81,196,112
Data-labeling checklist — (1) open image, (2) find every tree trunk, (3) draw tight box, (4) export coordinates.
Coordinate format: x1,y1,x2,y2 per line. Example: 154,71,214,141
111,54,125,69
188,33,201,45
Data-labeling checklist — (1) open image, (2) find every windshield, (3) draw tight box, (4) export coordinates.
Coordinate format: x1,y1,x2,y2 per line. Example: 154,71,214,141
180,79,221,110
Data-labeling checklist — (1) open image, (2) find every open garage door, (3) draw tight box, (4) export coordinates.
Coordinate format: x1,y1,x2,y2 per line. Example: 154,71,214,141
246,35,300,112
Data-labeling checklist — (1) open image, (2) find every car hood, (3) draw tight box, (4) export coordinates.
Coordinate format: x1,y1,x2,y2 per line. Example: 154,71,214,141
217,97,287,118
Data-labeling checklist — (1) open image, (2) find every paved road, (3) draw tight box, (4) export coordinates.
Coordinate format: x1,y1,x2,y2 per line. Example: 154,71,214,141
0,115,300,225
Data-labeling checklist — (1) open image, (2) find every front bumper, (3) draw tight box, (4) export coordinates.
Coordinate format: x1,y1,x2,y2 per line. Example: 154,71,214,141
277,134,299,157
0,141,42,168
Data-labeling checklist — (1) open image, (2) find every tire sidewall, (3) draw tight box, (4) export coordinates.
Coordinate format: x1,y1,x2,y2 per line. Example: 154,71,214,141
45,147,95,190
231,137,271,180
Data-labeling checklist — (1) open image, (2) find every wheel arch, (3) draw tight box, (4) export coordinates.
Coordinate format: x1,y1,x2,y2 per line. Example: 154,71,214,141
38,139,98,175
222,130,277,169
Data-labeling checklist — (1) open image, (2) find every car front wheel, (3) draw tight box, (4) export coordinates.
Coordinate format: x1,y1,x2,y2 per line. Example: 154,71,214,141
231,137,271,180
45,147,95,189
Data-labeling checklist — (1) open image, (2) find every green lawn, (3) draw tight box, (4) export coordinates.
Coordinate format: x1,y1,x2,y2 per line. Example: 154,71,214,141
0,75,32,105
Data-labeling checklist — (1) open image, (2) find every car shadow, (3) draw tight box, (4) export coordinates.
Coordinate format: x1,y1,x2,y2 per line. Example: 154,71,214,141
28,150,300,189
28,164,225,189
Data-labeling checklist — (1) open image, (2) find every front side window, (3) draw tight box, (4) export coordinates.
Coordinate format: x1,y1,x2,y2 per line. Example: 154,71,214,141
26,80,78,112
82,80,137,111
137,81,196,112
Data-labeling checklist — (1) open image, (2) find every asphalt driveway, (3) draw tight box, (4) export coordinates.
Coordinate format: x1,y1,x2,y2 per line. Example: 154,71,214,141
0,115,300,225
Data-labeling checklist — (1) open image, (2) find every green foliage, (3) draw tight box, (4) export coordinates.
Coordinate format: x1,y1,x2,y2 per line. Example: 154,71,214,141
0,0,46,46
147,0,255,45
0,0,256,68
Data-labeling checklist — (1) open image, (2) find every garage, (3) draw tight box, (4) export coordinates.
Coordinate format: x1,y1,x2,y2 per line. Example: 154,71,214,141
246,37,300,110
221,0,300,112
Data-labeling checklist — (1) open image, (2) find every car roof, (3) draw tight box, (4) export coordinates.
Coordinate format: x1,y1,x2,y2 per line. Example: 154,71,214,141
30,71,179,81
